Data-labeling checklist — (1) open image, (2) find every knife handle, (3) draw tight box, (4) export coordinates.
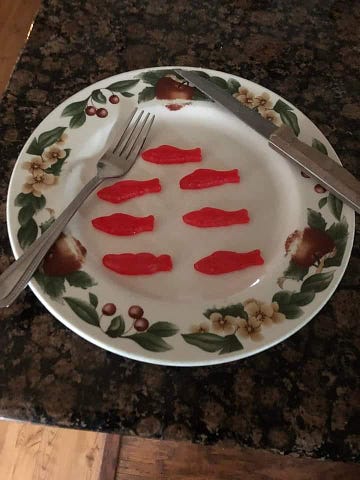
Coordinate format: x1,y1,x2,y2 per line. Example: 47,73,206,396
269,125,360,214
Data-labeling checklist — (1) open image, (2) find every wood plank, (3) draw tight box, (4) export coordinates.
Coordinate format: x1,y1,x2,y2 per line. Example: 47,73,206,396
116,436,360,480
0,0,41,94
0,420,106,480
98,433,122,480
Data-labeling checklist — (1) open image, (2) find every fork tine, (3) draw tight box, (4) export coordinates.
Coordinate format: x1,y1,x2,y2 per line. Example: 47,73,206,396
113,109,144,155
122,112,150,158
124,114,155,163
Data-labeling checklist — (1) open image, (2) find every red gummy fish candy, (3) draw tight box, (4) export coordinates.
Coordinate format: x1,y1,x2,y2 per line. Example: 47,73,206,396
97,178,161,203
103,253,173,275
179,168,240,189
141,145,202,164
183,207,249,227
194,250,264,275
92,213,154,236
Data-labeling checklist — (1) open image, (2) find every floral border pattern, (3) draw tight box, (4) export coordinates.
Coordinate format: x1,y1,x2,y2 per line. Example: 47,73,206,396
12,69,350,355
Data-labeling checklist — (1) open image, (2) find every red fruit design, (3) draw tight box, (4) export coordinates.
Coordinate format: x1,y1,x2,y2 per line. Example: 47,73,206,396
109,94,120,104
128,305,144,319
165,104,184,111
314,184,327,193
194,250,264,275
180,168,240,190
85,106,96,116
155,77,194,100
102,303,117,316
285,227,336,267
103,253,173,275
134,318,149,331
43,234,87,276
183,207,250,228
96,108,108,118
97,178,161,204
92,213,154,236
141,145,202,164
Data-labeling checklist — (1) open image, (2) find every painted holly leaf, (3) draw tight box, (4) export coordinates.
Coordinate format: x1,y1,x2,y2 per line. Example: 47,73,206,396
107,79,139,92
17,218,38,249
139,70,172,86
274,100,300,136
312,138,328,155
38,127,67,150
40,217,55,233
65,271,97,289
204,303,248,320
318,197,328,209
219,334,243,354
34,272,66,300
127,332,173,352
277,304,303,319
138,86,156,103
272,290,293,305
291,290,315,306
106,315,125,338
18,205,35,226
325,217,348,267
282,259,309,282
301,271,334,293
64,297,100,326
121,92,134,97
45,149,71,175
273,289,315,310
70,112,86,129
147,322,179,337
26,137,43,155
182,333,225,353
91,89,106,104
328,194,343,221
307,208,326,231
227,78,241,94
62,98,88,117
15,193,46,211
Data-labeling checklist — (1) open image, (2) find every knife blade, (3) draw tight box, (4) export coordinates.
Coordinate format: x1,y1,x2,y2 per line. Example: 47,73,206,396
175,69,360,214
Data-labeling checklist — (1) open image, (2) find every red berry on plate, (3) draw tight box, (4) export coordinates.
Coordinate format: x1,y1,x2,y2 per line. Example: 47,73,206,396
128,305,144,319
96,108,108,118
109,94,120,104
301,171,310,178
85,106,96,116
134,317,149,331
314,184,326,193
102,303,117,316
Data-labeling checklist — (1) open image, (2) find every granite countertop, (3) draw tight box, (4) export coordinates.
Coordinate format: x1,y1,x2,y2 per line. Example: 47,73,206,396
0,0,359,462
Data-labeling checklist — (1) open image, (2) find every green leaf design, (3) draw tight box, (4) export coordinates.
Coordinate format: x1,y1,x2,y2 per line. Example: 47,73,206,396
219,334,243,354
62,98,88,117
64,297,100,326
34,272,66,300
106,315,125,338
139,70,171,85
318,197,328,209
204,303,247,321
192,89,208,101
325,217,348,267
291,290,315,306
18,205,35,226
209,76,228,89
121,91,134,97
45,149,70,175
147,322,179,337
328,194,343,221
107,79,140,92
38,127,67,150
17,219,38,249
272,290,293,305
301,271,334,293
191,70,210,79
70,112,86,129
277,304,303,319
40,217,55,233
92,89,106,104
65,271,97,289
182,333,225,353
312,138,328,155
307,208,326,231
138,86,156,103
89,292,98,308
26,137,43,155
282,260,309,282
273,100,300,136
15,193,46,211
127,332,172,352
227,78,240,94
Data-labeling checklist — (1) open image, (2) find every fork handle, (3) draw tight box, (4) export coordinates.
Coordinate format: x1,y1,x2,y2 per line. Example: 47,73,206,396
0,175,103,308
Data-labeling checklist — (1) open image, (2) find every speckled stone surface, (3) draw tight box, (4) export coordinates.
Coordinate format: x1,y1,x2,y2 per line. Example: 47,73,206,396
0,0,359,462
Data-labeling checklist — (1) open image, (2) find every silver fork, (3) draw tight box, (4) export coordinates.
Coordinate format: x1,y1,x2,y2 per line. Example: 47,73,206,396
0,108,155,308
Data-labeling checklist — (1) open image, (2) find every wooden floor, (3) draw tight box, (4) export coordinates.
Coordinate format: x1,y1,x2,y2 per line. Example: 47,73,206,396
0,1,359,479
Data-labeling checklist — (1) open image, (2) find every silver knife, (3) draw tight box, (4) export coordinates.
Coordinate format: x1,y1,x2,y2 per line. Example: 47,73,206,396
175,69,360,214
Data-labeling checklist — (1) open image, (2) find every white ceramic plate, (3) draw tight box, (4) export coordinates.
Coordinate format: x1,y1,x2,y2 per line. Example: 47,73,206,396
7,67,354,366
